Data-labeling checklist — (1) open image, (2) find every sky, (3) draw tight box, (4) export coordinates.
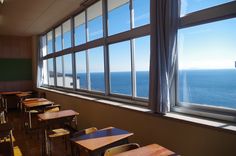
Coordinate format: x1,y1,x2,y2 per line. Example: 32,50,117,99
44,0,236,73
179,0,236,70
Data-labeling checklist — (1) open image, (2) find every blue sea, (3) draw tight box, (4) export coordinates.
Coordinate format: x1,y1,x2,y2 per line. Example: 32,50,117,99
75,69,236,109
76,71,149,98
178,69,236,109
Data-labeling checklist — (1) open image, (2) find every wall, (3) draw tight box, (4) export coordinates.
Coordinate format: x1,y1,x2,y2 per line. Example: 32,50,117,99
0,35,33,91
39,89,236,156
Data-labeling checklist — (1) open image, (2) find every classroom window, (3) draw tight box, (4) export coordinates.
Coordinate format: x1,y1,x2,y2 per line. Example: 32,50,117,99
47,31,53,54
133,0,150,28
64,54,73,88
87,1,103,41
48,58,55,86
74,12,86,46
176,0,236,121
62,20,72,49
55,26,62,52
88,46,105,92
178,18,236,110
39,0,151,105
134,36,150,98
107,0,130,36
41,35,47,57
181,0,233,17
109,40,132,96
75,51,88,90
56,56,63,87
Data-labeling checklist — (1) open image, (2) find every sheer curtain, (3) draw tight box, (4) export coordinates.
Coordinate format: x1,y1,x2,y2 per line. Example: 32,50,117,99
37,37,43,88
149,0,180,114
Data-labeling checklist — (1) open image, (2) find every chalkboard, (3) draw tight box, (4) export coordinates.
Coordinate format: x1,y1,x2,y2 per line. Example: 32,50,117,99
0,59,32,81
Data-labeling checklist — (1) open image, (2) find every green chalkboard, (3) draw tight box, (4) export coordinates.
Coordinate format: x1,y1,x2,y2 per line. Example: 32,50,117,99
0,59,32,81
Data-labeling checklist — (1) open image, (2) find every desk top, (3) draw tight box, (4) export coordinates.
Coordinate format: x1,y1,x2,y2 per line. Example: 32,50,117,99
38,110,79,121
16,93,31,98
114,144,177,156
23,98,47,103
71,127,133,151
0,91,22,95
23,99,53,108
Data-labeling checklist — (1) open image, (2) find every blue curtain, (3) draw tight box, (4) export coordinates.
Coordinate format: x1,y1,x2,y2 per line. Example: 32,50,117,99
149,0,180,114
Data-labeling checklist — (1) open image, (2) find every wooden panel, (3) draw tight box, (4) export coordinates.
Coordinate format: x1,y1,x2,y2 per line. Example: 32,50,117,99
0,81,33,92
0,36,32,58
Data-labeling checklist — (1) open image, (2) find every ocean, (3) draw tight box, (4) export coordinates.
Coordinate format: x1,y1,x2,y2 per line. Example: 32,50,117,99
178,69,236,109
74,69,236,109
76,71,149,98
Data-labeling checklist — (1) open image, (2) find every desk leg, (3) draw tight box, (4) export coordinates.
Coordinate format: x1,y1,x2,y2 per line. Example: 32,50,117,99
29,111,32,129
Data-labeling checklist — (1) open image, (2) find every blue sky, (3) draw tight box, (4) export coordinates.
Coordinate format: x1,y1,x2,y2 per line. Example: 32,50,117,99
47,0,236,73
179,0,236,70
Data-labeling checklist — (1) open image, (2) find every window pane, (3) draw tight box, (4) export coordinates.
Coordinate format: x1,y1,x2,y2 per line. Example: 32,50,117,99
133,0,150,28
181,0,233,17
109,41,132,96
55,26,62,52
87,1,103,41
64,54,73,88
56,56,63,87
76,51,87,90
42,60,48,85
63,20,72,49
41,35,47,57
134,36,150,98
108,0,130,36
178,18,236,109
88,46,105,92
48,58,54,86
74,12,86,46
47,31,53,54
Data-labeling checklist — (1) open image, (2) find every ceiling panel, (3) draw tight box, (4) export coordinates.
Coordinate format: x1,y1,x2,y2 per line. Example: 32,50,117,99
0,0,82,36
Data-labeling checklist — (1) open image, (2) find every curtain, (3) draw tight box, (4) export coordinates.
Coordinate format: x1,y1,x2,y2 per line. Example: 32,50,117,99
149,0,180,114
37,36,43,88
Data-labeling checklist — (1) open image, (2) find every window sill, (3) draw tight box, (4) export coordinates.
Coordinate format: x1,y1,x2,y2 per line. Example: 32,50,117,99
38,87,151,112
38,87,236,134
164,112,236,135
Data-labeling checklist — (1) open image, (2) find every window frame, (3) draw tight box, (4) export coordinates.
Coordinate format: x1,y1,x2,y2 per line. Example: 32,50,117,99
39,0,151,107
173,1,236,122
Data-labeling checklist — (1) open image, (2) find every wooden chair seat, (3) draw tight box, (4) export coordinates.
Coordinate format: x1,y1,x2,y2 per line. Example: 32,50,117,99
48,128,70,138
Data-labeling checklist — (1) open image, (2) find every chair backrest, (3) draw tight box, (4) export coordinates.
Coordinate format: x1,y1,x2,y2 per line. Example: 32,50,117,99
31,91,46,98
44,104,61,113
72,127,98,138
104,143,140,156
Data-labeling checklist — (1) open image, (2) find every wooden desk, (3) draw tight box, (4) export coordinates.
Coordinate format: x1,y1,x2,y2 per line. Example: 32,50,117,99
16,93,32,110
38,110,79,155
71,127,133,156
114,144,177,156
0,91,22,111
38,109,79,121
23,98,53,129
23,99,53,108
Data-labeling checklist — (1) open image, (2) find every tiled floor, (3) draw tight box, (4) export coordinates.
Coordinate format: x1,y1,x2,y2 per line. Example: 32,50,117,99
7,110,72,156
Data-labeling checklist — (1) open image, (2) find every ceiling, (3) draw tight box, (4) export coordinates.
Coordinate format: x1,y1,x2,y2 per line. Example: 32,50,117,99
0,0,83,36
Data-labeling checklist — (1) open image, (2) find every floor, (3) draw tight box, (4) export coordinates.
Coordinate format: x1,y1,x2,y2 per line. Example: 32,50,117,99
6,110,72,156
